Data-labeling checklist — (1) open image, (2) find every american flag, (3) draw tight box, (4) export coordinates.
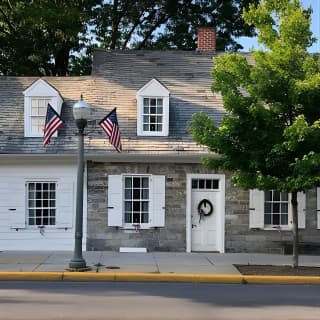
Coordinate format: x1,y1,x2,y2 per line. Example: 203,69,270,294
99,108,122,152
43,104,64,146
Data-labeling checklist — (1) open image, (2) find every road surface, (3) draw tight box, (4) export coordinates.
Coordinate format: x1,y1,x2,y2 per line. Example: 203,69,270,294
0,281,319,319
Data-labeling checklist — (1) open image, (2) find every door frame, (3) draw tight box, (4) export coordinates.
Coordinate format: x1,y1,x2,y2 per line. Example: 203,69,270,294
186,174,225,253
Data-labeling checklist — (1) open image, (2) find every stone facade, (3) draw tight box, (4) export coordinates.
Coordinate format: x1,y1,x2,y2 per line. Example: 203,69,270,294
87,160,319,253
87,161,214,251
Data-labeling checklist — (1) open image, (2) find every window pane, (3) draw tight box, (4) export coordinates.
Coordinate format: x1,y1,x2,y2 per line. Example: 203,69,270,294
142,212,149,223
125,189,132,199
133,178,140,188
29,218,35,225
133,212,140,223
157,99,163,107
273,191,280,201
150,124,156,131
157,124,162,131
264,214,271,224
272,214,280,225
143,115,149,123
142,201,148,212
264,202,272,213
281,203,288,213
272,203,280,213
281,192,288,201
125,212,132,223
133,201,140,211
192,179,198,189
205,180,212,189
265,190,272,201
133,189,140,199
125,178,132,188
157,106,163,114
142,189,149,199
280,214,288,225
212,180,219,189
143,98,149,107
150,99,156,106
199,179,205,189
143,124,149,131
142,178,149,188
150,106,156,114
125,201,132,212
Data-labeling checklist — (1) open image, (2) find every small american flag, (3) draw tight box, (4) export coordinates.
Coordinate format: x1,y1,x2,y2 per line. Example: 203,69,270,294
43,104,64,146
99,108,122,152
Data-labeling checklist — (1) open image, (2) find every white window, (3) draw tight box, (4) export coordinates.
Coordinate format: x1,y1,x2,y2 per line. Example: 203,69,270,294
264,190,288,226
137,79,170,136
31,98,52,135
108,174,165,228
27,182,56,226
249,189,306,230
143,98,163,132
23,79,63,137
124,176,149,224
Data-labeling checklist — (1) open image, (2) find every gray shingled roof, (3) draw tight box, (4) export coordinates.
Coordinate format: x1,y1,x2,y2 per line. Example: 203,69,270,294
0,50,252,158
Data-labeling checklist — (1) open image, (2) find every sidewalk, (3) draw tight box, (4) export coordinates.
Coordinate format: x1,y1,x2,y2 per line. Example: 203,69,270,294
0,251,319,283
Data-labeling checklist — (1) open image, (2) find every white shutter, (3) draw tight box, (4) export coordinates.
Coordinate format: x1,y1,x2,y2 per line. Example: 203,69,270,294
0,181,26,229
151,175,165,227
108,175,123,227
56,182,74,229
297,191,306,229
249,189,264,229
317,188,320,229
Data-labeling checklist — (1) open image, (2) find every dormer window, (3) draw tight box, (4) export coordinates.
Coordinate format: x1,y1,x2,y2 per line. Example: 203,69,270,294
23,79,63,137
137,79,169,136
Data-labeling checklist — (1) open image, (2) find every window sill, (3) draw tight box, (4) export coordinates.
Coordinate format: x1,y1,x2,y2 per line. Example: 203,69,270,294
263,226,292,231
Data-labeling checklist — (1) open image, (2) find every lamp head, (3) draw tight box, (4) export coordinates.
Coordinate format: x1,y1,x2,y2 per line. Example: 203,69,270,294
73,96,92,121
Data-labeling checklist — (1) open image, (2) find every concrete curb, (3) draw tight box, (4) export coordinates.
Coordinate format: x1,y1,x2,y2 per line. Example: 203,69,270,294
0,272,319,284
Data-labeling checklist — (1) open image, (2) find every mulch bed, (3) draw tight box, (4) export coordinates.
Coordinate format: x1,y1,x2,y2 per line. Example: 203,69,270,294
235,265,320,276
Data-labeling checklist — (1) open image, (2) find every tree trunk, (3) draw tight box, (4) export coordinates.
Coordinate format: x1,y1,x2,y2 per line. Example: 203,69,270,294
291,191,299,268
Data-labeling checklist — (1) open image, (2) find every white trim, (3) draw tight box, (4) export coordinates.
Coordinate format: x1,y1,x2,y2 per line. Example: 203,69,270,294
23,79,63,137
119,247,147,253
137,78,170,137
186,173,225,253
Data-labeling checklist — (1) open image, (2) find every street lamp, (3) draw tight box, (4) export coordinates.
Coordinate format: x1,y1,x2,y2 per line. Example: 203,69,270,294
69,96,92,271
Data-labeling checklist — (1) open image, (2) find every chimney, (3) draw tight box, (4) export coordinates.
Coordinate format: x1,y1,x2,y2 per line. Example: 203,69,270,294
197,27,216,52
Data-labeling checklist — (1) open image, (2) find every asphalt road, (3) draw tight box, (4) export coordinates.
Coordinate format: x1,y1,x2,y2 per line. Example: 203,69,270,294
0,281,319,320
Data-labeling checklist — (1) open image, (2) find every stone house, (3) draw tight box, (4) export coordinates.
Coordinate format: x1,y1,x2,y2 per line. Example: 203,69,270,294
0,28,319,253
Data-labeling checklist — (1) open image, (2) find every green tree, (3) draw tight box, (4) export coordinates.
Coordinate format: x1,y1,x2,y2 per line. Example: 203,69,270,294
93,0,259,51
191,0,320,267
0,0,98,76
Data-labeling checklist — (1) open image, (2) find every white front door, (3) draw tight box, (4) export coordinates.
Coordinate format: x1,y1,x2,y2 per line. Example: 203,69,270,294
187,174,225,252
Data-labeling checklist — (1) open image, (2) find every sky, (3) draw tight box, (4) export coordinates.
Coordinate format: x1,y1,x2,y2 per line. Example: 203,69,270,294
237,0,320,52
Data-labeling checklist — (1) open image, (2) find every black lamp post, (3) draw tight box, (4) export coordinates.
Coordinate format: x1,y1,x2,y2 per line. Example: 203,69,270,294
69,97,92,271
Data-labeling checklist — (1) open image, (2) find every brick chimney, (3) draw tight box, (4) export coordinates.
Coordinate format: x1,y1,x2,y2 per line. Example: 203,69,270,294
197,27,216,52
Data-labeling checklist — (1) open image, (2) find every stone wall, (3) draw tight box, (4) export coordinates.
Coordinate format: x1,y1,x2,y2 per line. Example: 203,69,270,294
86,161,320,253
225,183,319,254
86,161,214,251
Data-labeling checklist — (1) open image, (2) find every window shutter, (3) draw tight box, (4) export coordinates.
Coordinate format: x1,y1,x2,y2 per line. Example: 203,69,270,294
151,175,165,227
56,182,74,229
249,189,264,229
297,192,306,229
108,175,123,227
0,181,26,229
317,188,320,229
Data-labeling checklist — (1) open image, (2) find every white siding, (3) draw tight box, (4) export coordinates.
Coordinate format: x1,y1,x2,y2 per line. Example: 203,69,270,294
0,162,78,250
